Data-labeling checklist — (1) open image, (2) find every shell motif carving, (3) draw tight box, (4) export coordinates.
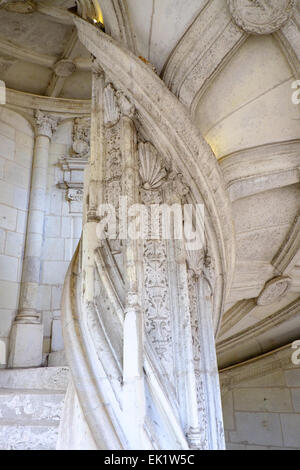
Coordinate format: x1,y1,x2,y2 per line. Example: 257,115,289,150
138,142,167,190
104,83,120,127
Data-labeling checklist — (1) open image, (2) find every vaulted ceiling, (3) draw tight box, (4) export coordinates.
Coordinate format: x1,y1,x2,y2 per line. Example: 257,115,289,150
1,0,300,368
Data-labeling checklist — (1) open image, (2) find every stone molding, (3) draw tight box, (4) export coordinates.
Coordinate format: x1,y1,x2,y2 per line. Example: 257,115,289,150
272,212,300,275
5,88,91,116
219,140,300,202
217,297,300,360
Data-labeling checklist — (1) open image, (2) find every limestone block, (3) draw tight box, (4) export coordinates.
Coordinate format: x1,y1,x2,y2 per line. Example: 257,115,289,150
226,443,246,450
51,286,62,310
280,414,300,448
230,412,283,447
0,281,19,309
0,157,4,179
41,311,52,337
285,369,300,387
238,371,285,388
245,445,270,450
43,337,51,354
61,217,72,238
0,255,18,282
37,286,51,311
22,256,40,284
5,231,24,258
27,210,44,235
51,316,64,352
25,233,43,257
44,216,61,238
42,238,64,261
0,204,17,231
5,161,30,189
0,121,15,141
0,338,8,368
221,391,235,430
41,261,70,285
16,210,27,234
8,323,43,368
15,145,33,170
0,134,15,160
15,130,34,149
233,388,293,413
49,191,62,216
64,238,73,261
73,216,82,238
0,230,5,255
0,109,33,136
0,181,14,206
0,309,15,337
13,186,29,211
0,424,59,450
0,367,69,391
291,389,300,413
48,350,67,367
0,392,64,422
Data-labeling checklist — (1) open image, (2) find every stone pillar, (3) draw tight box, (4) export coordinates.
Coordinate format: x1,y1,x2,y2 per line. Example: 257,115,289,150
121,116,146,449
9,111,58,368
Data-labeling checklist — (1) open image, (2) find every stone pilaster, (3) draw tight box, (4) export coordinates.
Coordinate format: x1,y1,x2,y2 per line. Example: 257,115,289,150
8,111,58,368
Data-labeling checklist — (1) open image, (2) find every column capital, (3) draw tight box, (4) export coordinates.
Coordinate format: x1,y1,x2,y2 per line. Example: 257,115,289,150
35,110,59,138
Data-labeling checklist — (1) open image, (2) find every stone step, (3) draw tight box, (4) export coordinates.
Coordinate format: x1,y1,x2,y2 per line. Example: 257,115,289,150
0,424,59,450
0,367,69,450
0,367,69,391
0,391,65,423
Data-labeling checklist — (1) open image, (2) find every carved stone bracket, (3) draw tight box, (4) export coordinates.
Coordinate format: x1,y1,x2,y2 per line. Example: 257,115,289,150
57,117,90,213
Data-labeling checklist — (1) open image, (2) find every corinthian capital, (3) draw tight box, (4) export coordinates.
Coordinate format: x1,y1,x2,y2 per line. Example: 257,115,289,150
35,110,58,139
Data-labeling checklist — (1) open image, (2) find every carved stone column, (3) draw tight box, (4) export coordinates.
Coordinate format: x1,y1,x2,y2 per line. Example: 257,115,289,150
187,254,226,450
9,111,58,368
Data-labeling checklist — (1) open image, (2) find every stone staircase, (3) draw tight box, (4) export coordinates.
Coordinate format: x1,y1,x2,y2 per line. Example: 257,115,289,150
0,367,69,450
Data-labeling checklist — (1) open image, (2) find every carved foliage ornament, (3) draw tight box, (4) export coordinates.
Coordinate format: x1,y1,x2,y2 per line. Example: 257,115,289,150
35,110,58,139
228,0,295,35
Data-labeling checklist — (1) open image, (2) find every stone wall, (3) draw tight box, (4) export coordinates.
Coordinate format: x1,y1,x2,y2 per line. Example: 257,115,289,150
220,345,300,450
0,108,34,367
0,111,83,367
